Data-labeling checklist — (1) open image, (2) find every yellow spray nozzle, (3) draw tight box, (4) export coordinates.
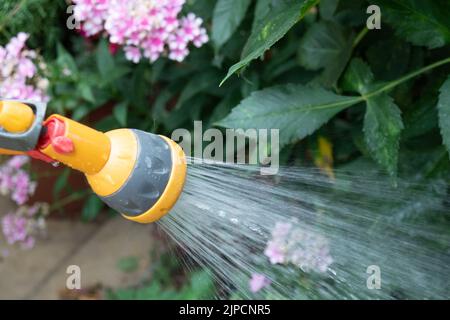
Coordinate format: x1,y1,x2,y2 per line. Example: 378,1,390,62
36,115,187,223
0,99,187,224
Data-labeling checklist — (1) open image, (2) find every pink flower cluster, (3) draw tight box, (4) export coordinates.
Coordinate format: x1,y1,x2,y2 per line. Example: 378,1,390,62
0,156,36,205
1,203,49,249
264,222,333,273
73,0,208,63
0,33,49,101
249,273,271,293
0,156,49,250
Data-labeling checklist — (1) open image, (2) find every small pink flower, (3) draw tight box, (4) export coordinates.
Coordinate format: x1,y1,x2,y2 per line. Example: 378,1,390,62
124,46,142,63
168,47,189,62
0,33,49,101
18,58,37,79
193,28,209,48
249,273,271,293
168,31,189,50
180,13,203,41
2,214,28,244
265,221,333,273
6,156,29,170
264,240,285,264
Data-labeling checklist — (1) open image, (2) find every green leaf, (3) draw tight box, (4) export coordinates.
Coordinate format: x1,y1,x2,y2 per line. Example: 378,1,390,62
56,43,78,76
96,39,115,77
252,0,272,31
366,38,412,81
72,105,90,121
212,0,252,49
437,76,450,157
220,0,319,86
364,94,404,177
53,168,70,199
113,101,128,126
374,0,450,49
184,270,215,299
403,95,438,139
78,82,95,103
319,0,339,20
82,195,103,222
216,84,359,147
298,21,354,87
344,59,404,176
175,69,222,109
342,58,374,94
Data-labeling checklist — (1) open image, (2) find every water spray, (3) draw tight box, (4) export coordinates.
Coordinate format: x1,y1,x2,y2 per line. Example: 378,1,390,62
0,99,187,223
1,99,449,299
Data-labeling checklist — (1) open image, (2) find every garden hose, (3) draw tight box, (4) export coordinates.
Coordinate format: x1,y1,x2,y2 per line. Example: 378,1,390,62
0,99,187,223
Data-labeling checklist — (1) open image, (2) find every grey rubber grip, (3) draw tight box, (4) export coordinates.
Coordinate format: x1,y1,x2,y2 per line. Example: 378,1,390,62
100,130,172,216
0,99,46,151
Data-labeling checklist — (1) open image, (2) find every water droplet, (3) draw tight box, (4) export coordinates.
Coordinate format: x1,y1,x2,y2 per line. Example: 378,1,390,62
145,157,152,168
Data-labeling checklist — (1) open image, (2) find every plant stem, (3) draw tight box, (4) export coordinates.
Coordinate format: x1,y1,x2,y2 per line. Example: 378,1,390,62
364,56,450,100
49,191,89,213
352,27,368,49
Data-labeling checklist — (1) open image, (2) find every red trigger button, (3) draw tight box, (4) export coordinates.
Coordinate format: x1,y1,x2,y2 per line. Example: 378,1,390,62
38,117,74,154
51,136,74,154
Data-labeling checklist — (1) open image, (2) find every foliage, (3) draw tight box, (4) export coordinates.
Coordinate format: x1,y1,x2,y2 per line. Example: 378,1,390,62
107,253,216,300
0,0,66,56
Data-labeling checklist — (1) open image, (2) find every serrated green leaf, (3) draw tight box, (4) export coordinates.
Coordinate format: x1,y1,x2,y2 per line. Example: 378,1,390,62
343,58,405,176
374,0,450,49
342,58,374,94
437,76,450,157
216,84,359,147
364,94,404,177
212,0,252,49
220,0,319,86
298,21,354,87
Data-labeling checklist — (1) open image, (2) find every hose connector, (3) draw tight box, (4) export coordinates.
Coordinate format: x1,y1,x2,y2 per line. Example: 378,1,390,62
37,116,186,223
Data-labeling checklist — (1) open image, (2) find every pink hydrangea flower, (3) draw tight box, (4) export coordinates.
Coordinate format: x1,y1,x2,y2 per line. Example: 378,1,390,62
0,156,36,206
249,273,271,293
0,33,49,102
6,156,29,170
72,0,208,63
264,221,333,273
2,214,28,244
124,46,142,63
1,204,48,250
264,240,286,264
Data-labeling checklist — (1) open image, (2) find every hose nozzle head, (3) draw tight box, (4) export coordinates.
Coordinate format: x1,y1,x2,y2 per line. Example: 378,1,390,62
86,129,186,223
